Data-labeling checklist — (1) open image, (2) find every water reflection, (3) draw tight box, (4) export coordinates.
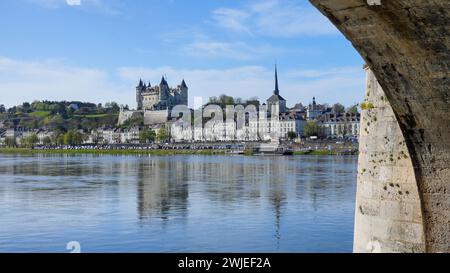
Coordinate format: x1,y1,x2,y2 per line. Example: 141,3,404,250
0,154,357,253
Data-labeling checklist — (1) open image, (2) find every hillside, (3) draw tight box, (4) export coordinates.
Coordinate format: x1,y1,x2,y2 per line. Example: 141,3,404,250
0,101,123,132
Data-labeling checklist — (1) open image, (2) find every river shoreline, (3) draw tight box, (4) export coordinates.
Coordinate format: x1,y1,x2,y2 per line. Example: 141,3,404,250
0,147,354,156
0,148,227,156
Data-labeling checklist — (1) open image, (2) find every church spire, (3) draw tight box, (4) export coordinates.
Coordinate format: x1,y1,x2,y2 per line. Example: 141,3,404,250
274,64,280,95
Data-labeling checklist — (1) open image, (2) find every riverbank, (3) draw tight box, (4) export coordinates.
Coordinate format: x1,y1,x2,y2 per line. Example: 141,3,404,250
0,148,226,156
0,147,358,156
293,150,336,156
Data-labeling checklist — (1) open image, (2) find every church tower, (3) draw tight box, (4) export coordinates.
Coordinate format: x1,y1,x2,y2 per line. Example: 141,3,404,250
274,64,280,96
267,65,287,115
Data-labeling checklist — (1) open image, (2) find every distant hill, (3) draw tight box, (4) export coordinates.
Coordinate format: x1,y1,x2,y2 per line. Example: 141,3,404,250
0,101,124,132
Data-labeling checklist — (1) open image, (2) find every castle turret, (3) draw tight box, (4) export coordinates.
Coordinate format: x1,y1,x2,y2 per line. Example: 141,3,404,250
180,79,188,106
181,79,187,89
159,76,169,102
136,79,144,110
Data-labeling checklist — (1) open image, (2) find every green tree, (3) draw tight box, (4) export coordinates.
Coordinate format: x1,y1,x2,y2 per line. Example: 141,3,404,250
22,133,39,148
22,102,32,113
5,137,16,147
347,104,359,114
121,116,144,129
304,121,321,137
63,131,73,145
246,97,260,107
139,128,156,144
56,134,65,145
46,115,64,130
63,130,85,145
105,102,120,113
219,94,235,107
208,96,218,104
43,136,52,146
332,103,345,114
287,131,297,140
156,127,169,143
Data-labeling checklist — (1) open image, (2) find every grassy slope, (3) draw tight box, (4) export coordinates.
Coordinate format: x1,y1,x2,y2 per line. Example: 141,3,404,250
28,111,51,118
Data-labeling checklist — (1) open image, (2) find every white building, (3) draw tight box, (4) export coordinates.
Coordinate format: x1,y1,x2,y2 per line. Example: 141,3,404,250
318,113,361,138
120,127,140,144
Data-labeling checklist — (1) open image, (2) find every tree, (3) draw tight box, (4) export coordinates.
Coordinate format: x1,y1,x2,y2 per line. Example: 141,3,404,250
332,103,345,114
63,130,84,145
208,96,218,104
121,116,144,129
287,131,297,140
139,128,156,144
46,115,64,129
293,103,304,110
22,133,39,148
0,104,5,113
246,97,260,107
52,132,65,146
5,137,16,147
105,102,120,113
304,121,321,137
347,104,359,114
22,102,32,113
156,127,169,143
43,136,52,146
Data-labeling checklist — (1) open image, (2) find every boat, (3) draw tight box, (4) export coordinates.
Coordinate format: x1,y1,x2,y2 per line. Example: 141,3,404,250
226,150,245,155
253,146,293,156
253,138,293,156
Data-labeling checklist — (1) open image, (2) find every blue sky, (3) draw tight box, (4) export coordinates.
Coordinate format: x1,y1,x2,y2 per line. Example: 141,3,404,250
0,0,365,108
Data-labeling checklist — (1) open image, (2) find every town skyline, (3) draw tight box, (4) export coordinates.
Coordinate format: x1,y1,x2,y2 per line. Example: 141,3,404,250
0,0,365,109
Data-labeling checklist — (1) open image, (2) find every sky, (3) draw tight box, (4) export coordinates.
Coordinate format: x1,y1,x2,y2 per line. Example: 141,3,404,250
0,0,366,109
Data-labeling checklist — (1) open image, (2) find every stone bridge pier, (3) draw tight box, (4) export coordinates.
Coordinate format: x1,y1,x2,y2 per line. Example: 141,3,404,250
309,0,449,252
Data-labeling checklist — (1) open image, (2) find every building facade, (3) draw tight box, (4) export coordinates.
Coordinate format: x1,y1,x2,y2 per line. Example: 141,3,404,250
136,77,188,111
318,113,361,138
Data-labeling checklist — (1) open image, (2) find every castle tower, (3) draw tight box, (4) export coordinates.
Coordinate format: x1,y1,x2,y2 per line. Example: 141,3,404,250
159,76,169,102
180,79,188,106
136,79,144,110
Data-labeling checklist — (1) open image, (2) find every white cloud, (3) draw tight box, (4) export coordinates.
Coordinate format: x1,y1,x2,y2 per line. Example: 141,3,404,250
28,0,80,8
66,0,81,6
212,0,338,37
0,57,129,108
27,0,119,14
181,40,283,60
0,57,364,109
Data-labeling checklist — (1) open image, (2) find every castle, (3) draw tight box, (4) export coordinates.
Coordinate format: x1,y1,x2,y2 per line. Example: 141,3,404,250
136,77,188,111
117,77,189,126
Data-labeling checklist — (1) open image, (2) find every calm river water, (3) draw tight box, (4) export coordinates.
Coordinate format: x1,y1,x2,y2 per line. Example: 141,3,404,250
0,154,357,253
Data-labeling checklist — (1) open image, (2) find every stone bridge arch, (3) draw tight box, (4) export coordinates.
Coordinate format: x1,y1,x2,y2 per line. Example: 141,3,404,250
309,0,449,252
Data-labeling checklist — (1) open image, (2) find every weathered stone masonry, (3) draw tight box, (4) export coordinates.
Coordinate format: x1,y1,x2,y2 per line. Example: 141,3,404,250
355,68,425,252
309,0,450,252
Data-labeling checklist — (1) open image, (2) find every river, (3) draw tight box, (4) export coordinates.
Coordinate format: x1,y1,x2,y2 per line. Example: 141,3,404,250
0,154,357,253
